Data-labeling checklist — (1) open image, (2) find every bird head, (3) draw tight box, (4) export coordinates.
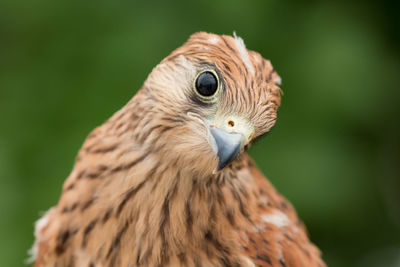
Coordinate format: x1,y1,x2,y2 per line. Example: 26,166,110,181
139,32,281,176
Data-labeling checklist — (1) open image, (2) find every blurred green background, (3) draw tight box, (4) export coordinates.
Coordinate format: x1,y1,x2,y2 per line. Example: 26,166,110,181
1,0,399,266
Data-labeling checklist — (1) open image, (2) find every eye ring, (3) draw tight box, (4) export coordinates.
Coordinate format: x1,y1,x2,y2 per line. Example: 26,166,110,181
193,69,221,103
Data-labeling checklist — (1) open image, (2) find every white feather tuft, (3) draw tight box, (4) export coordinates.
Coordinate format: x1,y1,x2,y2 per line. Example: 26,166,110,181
233,32,254,75
208,36,219,44
26,207,54,264
261,210,290,228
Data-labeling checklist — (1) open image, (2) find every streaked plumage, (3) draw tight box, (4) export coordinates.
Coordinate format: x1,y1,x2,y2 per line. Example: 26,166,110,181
32,32,326,267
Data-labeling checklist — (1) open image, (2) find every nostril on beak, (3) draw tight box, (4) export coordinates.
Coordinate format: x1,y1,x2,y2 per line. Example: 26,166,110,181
228,120,235,127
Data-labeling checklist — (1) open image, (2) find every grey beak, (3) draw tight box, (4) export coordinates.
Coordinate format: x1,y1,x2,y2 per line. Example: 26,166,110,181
209,127,246,170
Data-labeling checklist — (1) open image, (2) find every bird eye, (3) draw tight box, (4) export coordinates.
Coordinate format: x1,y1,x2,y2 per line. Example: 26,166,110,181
194,70,219,101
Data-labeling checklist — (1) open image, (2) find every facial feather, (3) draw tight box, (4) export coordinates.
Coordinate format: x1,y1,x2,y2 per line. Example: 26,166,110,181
142,32,281,173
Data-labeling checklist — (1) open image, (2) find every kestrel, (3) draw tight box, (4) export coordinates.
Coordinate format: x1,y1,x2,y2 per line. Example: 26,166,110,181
30,32,326,267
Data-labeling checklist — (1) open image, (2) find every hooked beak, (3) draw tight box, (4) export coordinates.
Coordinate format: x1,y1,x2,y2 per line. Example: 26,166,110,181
188,112,247,171
209,127,245,170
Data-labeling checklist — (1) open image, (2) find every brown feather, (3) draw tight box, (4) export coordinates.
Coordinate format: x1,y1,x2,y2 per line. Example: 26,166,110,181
32,32,325,267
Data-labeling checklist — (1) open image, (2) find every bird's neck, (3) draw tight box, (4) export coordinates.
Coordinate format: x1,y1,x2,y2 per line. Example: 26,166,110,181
110,152,258,266
66,92,259,265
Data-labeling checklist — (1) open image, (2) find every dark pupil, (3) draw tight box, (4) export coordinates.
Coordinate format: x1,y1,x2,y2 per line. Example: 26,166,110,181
195,71,218,97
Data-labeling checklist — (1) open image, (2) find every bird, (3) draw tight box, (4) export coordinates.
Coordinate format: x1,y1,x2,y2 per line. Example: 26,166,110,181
30,32,326,267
